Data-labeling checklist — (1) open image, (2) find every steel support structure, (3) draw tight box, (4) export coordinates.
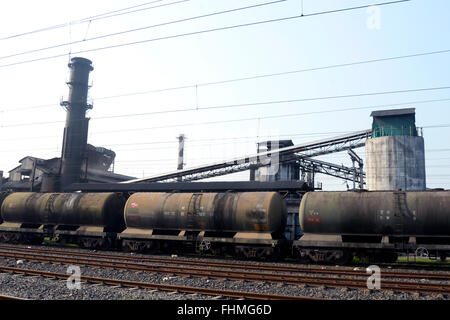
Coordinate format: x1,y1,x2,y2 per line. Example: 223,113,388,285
66,181,311,193
296,157,366,184
121,129,371,184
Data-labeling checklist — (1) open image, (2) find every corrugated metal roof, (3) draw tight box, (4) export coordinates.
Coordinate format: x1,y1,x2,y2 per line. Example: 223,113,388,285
370,108,415,117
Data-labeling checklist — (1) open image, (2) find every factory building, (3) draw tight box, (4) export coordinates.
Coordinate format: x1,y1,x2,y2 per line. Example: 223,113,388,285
365,108,426,191
251,140,300,182
250,140,303,241
0,57,135,192
0,145,135,192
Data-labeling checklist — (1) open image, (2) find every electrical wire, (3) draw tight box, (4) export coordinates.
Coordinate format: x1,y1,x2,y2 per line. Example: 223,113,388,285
0,0,411,69
2,47,449,113
2,87,449,128
0,0,287,61
0,0,189,41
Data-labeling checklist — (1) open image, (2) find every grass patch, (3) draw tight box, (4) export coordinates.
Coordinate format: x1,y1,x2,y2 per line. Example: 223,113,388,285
397,256,449,265
42,238,79,248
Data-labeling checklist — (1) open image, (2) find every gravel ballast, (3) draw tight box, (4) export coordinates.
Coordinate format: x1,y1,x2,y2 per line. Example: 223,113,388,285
0,256,448,300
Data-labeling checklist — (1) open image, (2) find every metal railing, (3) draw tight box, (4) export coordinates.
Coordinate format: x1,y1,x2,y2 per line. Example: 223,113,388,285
371,126,422,138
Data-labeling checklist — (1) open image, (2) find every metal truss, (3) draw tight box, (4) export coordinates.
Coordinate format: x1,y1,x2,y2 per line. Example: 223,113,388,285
174,161,258,182
122,129,372,184
296,157,366,184
294,133,369,158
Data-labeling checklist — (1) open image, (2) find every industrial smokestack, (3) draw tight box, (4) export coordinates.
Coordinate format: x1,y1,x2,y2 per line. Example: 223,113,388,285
60,57,93,189
177,134,185,182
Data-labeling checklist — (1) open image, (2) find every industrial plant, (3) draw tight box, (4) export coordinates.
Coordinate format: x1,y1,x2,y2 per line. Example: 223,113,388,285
0,0,448,303
0,57,445,260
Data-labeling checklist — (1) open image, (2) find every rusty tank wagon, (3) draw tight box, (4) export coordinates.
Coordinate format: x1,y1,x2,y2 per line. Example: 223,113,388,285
0,192,126,248
0,191,291,258
299,190,450,239
120,192,288,258
0,189,449,262
123,192,286,234
295,190,450,263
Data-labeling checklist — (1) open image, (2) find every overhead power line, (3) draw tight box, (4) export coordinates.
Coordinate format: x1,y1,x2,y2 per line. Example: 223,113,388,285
0,0,189,41
0,0,411,69
0,0,287,61
92,91,450,121
89,99,450,135
423,124,450,129
2,46,449,114
1,87,449,128
0,128,353,144
4,139,450,155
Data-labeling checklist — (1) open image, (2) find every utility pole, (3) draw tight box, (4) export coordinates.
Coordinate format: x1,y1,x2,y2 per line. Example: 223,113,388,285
177,134,185,182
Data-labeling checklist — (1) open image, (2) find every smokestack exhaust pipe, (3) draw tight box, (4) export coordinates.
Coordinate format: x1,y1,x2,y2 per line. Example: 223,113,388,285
60,57,93,189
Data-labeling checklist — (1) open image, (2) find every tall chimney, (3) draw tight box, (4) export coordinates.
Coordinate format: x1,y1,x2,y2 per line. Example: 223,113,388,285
60,57,93,189
177,134,185,182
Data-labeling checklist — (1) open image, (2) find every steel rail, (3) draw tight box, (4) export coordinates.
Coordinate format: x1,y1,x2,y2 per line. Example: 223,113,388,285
1,245,449,281
0,248,449,295
0,265,318,300
0,294,26,300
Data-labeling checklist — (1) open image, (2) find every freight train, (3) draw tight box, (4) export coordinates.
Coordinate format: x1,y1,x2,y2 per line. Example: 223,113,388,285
0,190,449,264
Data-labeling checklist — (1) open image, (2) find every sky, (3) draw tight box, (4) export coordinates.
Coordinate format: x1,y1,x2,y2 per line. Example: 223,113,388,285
0,0,449,190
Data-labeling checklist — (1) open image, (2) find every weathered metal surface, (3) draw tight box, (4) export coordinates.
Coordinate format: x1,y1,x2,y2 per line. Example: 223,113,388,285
1,192,125,230
0,192,10,224
124,192,287,234
60,57,94,189
299,191,450,237
366,136,426,191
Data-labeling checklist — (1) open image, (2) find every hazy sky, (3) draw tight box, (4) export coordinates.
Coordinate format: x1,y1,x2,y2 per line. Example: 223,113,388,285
0,0,449,189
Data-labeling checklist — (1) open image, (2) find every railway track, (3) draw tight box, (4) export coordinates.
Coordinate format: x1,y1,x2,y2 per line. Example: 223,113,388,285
373,261,450,272
0,294,26,300
1,244,450,281
0,245,449,295
0,265,317,300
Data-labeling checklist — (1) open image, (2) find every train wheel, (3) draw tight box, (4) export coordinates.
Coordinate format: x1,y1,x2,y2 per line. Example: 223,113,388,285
122,240,132,252
0,233,10,243
2,234,14,243
147,240,160,254
374,252,398,263
80,238,93,249
266,247,281,262
334,252,354,265
122,239,146,253
233,247,246,260
25,235,43,245
80,238,103,250
385,252,398,263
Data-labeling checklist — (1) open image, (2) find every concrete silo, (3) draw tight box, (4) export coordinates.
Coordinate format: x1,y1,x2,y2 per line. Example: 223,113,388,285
365,108,426,191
